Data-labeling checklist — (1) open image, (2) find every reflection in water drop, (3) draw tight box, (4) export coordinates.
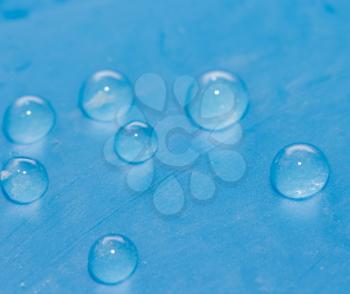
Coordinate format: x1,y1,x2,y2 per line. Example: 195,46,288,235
209,149,246,182
190,170,216,201
80,70,134,122
3,96,55,144
271,143,329,200
88,234,138,285
114,121,158,164
153,176,185,215
1,157,48,204
186,71,248,131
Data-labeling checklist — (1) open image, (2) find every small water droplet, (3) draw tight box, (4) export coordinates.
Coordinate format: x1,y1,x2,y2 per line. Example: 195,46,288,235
114,121,158,164
88,234,138,285
80,70,134,122
190,170,216,201
3,96,55,144
186,71,248,131
271,143,330,199
1,157,48,204
153,176,185,216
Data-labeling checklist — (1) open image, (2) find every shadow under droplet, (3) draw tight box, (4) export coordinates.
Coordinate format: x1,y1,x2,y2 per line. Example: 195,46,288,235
2,9,29,20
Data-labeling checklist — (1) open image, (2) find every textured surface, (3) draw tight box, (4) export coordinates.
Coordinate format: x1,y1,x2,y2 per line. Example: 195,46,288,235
1,0,350,293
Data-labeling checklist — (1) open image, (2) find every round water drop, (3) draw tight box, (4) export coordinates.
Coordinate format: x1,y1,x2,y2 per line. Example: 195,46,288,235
88,234,138,285
186,71,248,131
80,70,134,122
4,96,55,144
114,121,158,164
271,143,329,199
1,157,48,204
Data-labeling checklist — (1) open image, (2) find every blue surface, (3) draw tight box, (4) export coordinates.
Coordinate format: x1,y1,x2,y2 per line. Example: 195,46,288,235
1,0,350,293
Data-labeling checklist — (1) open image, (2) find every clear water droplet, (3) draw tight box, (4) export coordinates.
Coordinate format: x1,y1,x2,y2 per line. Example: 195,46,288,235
88,234,138,285
1,157,48,204
3,96,55,144
153,176,185,216
271,143,329,199
209,149,246,182
80,70,134,122
114,121,158,164
186,71,248,131
190,170,216,201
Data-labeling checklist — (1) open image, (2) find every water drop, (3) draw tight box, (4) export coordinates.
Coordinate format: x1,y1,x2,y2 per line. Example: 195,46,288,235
186,71,248,131
114,121,158,164
271,143,329,199
80,70,134,122
88,234,138,285
1,157,48,204
3,96,55,144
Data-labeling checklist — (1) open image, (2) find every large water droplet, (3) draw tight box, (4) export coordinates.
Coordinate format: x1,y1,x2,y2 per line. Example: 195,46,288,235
3,96,55,144
114,121,158,164
153,176,185,216
186,71,248,131
80,70,134,122
1,157,49,204
88,234,138,285
271,143,329,200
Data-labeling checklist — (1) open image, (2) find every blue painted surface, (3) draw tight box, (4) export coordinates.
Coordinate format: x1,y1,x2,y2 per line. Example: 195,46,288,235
0,0,350,293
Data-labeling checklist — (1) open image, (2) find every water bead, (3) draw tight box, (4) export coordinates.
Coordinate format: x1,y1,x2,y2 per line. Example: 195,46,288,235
3,96,55,144
271,143,330,199
88,234,138,285
1,157,49,204
186,71,248,131
114,121,158,164
80,70,134,122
